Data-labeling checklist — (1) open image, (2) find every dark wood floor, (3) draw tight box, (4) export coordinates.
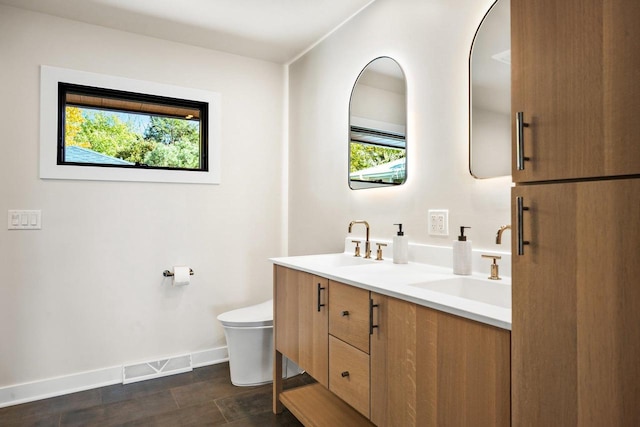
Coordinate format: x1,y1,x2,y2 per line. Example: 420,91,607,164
0,363,309,426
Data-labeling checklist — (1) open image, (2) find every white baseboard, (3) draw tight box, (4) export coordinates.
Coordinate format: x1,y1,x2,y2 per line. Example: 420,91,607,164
0,346,229,409
191,346,229,368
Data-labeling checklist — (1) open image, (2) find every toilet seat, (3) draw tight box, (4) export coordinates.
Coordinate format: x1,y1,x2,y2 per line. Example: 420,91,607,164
217,300,273,327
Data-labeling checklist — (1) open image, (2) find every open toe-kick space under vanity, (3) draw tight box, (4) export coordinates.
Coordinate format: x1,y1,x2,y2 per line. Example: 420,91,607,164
271,252,511,427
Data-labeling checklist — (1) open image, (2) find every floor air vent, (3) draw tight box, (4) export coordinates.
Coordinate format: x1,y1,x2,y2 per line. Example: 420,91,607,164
123,354,192,384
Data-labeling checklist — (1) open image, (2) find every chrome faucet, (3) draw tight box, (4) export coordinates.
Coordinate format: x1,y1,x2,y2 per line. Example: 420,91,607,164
496,225,511,244
348,220,371,258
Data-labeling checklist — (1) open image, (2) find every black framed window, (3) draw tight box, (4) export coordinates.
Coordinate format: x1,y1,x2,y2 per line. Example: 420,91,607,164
58,83,208,171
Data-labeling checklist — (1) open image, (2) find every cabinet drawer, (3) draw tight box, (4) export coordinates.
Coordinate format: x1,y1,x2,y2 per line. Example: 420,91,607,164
329,281,370,353
329,335,370,418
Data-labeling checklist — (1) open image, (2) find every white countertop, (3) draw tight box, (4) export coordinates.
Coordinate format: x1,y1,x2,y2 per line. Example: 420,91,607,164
270,252,511,330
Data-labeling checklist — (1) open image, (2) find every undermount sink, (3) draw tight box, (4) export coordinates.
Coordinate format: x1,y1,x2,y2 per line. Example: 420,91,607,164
410,277,511,309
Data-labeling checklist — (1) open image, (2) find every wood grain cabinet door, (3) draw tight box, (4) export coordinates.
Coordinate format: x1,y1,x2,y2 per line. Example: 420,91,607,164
299,275,329,387
274,266,328,387
434,311,511,427
274,266,301,364
511,180,640,425
511,0,640,182
370,293,510,427
370,293,422,427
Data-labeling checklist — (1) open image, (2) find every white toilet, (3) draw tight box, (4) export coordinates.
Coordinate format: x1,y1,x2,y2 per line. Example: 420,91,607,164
217,300,301,386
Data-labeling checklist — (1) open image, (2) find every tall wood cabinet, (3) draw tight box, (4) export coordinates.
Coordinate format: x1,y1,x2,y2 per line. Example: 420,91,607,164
511,0,640,424
511,0,640,182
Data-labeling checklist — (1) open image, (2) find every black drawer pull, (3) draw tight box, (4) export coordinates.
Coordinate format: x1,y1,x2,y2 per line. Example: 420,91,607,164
341,310,349,317
516,196,531,256
516,112,531,170
369,299,379,334
317,283,326,312
341,371,350,377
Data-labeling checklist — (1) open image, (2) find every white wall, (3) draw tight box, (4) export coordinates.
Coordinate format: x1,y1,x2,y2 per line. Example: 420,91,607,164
288,0,512,256
0,5,285,388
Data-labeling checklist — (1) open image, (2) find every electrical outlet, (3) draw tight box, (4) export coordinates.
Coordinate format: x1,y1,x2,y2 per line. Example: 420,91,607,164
428,209,448,236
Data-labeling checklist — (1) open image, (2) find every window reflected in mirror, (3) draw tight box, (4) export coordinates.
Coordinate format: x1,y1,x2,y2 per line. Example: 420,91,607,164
349,57,407,189
470,0,511,179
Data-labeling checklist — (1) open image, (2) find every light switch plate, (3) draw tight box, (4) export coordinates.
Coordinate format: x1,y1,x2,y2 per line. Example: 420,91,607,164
428,209,448,236
8,210,41,230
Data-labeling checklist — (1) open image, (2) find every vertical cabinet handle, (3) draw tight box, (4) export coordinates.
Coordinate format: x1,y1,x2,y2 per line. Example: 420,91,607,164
369,298,379,335
317,283,325,312
516,112,530,170
517,196,530,256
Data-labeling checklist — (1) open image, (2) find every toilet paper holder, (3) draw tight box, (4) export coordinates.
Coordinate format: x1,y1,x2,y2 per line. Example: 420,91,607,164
163,268,194,277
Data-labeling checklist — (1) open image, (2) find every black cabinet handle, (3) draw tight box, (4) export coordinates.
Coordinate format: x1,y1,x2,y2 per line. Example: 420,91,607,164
317,283,326,312
341,310,349,317
369,298,379,334
341,371,350,377
517,196,531,256
516,112,530,170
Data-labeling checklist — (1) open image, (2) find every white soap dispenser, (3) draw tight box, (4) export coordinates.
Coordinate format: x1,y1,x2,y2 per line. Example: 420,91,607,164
453,226,472,275
393,223,409,264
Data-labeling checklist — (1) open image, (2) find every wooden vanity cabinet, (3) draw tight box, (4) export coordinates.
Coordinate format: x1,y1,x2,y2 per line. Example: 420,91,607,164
274,266,511,426
370,293,511,427
273,265,328,387
511,0,640,182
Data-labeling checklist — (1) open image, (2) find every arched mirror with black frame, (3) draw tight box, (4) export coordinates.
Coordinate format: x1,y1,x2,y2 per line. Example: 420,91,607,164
469,0,511,179
349,57,407,190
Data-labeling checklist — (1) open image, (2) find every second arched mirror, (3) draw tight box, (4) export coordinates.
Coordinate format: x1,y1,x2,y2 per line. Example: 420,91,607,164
349,57,407,190
469,0,511,179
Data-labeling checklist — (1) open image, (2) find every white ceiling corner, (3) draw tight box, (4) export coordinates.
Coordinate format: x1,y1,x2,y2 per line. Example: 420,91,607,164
0,0,375,63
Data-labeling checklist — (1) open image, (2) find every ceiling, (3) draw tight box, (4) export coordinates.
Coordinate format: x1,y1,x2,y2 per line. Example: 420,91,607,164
0,0,375,63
